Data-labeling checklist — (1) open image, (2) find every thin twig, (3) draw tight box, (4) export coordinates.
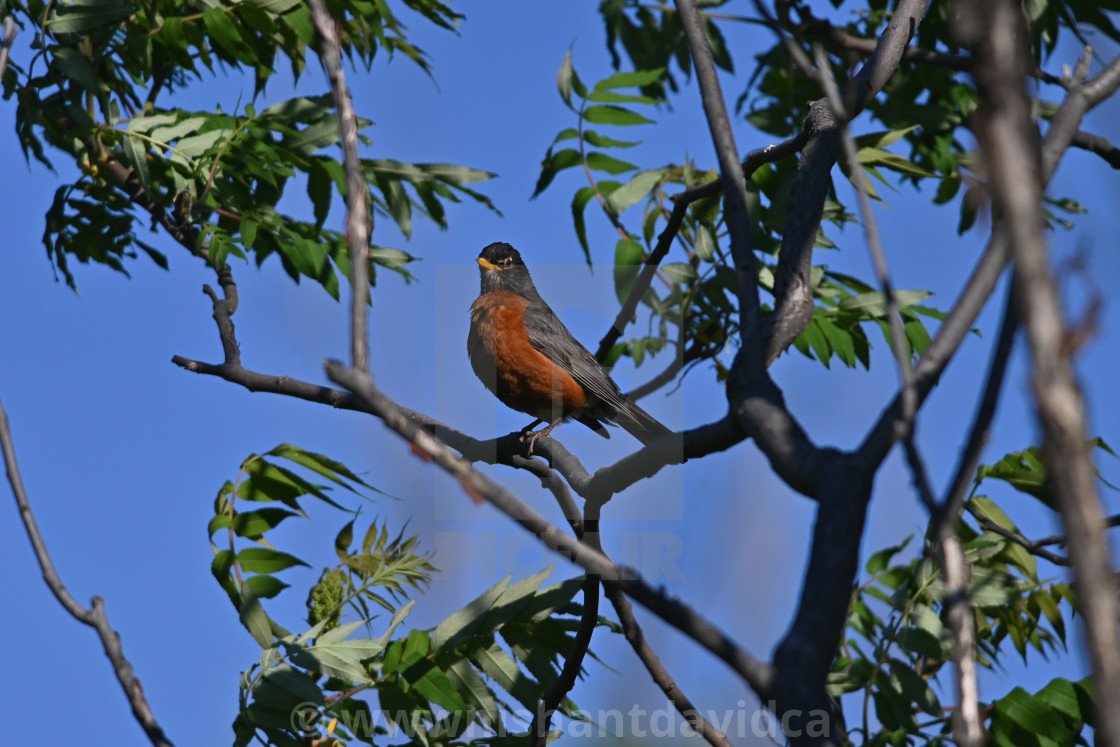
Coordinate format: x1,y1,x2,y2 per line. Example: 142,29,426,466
0,395,174,747
583,502,734,747
308,0,370,373
929,281,1019,540
594,134,805,362
808,42,921,452
791,6,1063,86
963,502,1070,566
530,571,599,745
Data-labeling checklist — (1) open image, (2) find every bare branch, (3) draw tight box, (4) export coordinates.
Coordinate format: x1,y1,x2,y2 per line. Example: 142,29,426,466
0,16,17,81
675,0,763,371
531,572,599,745
0,395,174,747
583,503,734,747
1071,129,1120,169
963,502,1070,567
595,135,806,362
791,5,1063,86
965,5,1120,744
940,536,983,747
325,362,776,697
929,281,1019,539
308,0,370,373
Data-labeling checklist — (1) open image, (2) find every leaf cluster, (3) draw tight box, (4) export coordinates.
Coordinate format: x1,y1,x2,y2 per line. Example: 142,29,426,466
830,439,1117,745
6,0,495,291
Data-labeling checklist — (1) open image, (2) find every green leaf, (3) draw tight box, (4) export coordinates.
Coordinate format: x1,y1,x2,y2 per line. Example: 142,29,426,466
888,658,941,715
239,583,274,648
470,641,540,712
237,547,309,573
557,49,575,108
593,68,665,91
120,133,152,197
661,262,697,285
431,576,511,651
48,4,131,33
335,519,355,560
694,225,716,262
971,495,1019,531
233,508,299,538
571,186,597,263
585,152,638,174
533,148,583,197
583,131,640,149
614,237,643,305
865,536,912,575
445,657,500,728
837,290,933,318
402,656,470,713
583,105,655,127
244,574,289,599
608,169,666,219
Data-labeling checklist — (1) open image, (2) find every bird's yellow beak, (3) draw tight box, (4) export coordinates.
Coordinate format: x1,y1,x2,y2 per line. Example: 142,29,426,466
477,257,501,272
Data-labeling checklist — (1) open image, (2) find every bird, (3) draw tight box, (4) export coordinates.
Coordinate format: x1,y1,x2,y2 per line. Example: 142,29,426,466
468,241,672,448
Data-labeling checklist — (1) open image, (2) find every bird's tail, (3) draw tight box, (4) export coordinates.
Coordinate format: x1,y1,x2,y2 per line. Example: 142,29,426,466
614,399,673,446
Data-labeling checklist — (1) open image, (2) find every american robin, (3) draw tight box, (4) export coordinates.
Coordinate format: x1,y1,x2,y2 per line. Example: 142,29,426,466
468,242,672,447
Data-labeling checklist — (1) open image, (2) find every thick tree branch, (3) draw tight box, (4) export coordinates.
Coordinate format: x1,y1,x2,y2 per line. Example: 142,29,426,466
965,5,1120,744
758,0,931,363
1,395,174,747
308,0,370,373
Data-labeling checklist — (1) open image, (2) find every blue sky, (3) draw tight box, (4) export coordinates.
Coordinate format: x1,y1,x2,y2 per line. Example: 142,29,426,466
1,3,1118,745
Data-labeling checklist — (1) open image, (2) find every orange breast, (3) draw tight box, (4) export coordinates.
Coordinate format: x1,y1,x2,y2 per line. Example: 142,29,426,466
468,291,586,421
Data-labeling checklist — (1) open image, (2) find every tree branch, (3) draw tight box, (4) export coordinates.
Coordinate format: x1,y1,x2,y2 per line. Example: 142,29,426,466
308,0,370,373
791,5,1063,86
0,16,16,82
324,362,776,698
757,0,932,363
1071,129,1120,169
594,135,806,363
963,501,1070,567
583,502,734,747
0,394,174,747
677,0,762,369
965,5,1120,744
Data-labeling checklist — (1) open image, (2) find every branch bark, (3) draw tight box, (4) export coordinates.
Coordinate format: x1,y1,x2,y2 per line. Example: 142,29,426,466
308,0,371,373
964,5,1120,744
1,394,174,747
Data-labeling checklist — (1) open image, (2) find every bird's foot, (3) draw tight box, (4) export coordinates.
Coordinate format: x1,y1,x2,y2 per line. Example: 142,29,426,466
521,420,559,457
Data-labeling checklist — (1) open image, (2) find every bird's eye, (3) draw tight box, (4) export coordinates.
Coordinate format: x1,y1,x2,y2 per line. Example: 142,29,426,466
502,257,512,265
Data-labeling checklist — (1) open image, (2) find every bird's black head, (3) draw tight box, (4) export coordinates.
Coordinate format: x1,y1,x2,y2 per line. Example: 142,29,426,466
477,242,538,299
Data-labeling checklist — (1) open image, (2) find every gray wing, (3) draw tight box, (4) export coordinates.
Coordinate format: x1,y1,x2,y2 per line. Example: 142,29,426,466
520,301,628,416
